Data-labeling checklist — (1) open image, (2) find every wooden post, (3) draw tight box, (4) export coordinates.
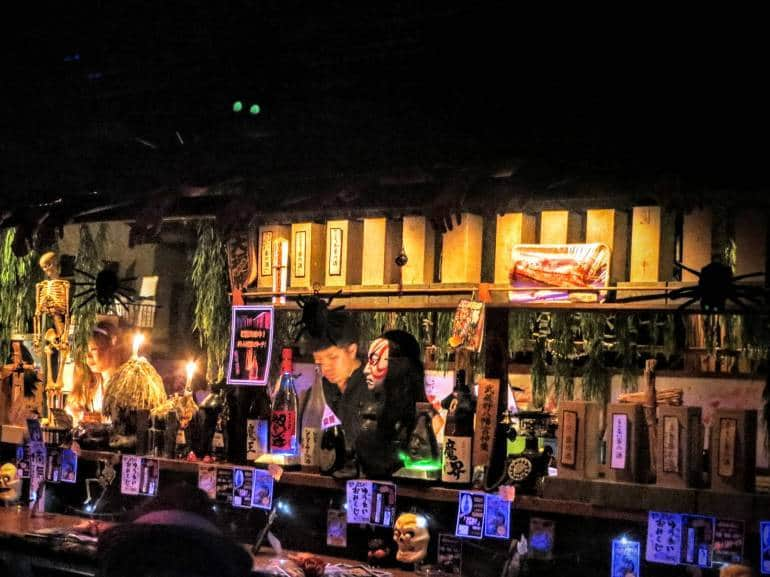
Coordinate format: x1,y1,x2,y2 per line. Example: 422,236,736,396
643,359,658,482
481,307,508,489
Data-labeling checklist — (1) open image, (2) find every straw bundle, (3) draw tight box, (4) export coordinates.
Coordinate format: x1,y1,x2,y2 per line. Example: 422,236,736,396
617,387,683,406
103,358,168,416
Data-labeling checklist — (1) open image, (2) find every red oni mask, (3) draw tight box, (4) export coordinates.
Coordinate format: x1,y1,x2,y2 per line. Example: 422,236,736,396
363,338,389,390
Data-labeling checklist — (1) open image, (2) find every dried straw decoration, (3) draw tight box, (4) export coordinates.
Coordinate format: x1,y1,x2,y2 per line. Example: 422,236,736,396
103,357,168,415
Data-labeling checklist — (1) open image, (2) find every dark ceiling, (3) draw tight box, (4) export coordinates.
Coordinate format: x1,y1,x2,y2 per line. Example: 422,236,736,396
3,3,770,236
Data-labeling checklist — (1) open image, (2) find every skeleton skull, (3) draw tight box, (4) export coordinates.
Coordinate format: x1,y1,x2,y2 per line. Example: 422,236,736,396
39,252,60,279
393,512,430,564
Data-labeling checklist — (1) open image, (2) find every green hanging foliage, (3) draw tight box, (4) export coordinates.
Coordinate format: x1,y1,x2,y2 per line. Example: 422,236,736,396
191,223,231,384
616,313,640,391
508,310,533,356
662,313,678,360
550,312,576,400
530,336,547,409
580,313,611,402
71,224,109,364
272,309,301,376
434,310,454,372
0,229,41,360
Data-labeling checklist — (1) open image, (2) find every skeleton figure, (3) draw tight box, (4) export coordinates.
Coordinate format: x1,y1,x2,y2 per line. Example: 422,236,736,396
34,252,70,411
393,513,430,564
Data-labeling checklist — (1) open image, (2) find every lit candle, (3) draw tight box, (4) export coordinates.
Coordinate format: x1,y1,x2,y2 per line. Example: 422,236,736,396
132,332,145,359
185,360,196,392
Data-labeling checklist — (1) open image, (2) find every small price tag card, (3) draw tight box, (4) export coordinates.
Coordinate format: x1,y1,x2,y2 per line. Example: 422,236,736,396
198,465,217,499
61,449,78,483
251,469,274,510
484,494,510,539
455,491,485,539
121,455,159,496
215,467,234,504
345,480,396,526
437,533,462,575
232,467,254,509
761,521,770,575
712,518,744,565
327,509,347,548
15,445,30,478
611,538,640,577
646,511,683,565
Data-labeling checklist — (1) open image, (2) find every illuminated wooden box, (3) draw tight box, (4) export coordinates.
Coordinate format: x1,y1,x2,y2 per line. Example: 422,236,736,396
325,219,363,287
440,213,482,284
539,210,583,245
734,208,767,277
401,216,435,285
606,403,646,483
629,206,676,282
361,218,403,286
556,401,602,480
257,225,291,289
682,208,712,282
290,223,326,289
710,408,757,493
494,212,536,284
656,406,702,489
586,209,628,283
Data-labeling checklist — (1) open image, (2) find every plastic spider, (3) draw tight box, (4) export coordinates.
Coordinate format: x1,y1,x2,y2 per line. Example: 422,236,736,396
615,260,767,312
71,267,140,312
293,290,346,344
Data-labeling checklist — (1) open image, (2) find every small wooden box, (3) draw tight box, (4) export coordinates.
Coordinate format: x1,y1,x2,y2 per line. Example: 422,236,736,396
586,209,629,283
401,216,435,285
557,401,602,480
290,223,326,289
539,210,583,245
656,406,703,489
629,206,676,282
325,219,363,287
257,225,291,288
441,213,483,283
681,208,712,282
710,409,757,493
606,403,646,483
494,212,536,284
361,218,403,285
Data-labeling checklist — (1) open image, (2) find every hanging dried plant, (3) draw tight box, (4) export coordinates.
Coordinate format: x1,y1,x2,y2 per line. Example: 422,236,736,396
191,223,231,384
508,310,533,356
71,224,109,364
550,312,576,400
580,313,611,402
434,311,454,372
616,313,640,392
662,313,678,361
103,357,168,416
0,229,40,359
530,336,547,409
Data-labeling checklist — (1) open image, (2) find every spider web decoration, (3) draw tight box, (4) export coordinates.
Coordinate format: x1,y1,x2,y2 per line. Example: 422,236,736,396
615,261,768,313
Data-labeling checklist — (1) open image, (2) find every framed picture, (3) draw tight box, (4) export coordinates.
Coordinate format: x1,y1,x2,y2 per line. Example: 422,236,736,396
227,305,275,386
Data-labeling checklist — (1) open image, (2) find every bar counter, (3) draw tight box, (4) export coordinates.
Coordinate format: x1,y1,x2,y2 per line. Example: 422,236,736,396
0,507,417,577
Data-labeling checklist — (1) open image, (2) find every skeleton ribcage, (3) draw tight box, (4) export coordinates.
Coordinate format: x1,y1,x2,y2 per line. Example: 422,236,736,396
40,281,68,315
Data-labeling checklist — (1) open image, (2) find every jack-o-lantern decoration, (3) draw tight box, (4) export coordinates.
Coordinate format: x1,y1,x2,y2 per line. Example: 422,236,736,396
393,512,430,564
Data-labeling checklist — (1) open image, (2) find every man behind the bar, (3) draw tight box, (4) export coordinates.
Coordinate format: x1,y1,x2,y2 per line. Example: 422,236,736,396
304,306,370,479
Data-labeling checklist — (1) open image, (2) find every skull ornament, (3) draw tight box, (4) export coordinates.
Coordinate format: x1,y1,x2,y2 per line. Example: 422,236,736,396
39,251,60,279
393,512,430,564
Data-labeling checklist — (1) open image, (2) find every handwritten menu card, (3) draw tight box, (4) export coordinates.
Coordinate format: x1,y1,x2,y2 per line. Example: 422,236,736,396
646,511,683,565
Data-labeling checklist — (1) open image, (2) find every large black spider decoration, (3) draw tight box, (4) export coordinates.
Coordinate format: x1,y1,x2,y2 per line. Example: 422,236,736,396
71,267,144,312
614,260,767,312
293,290,346,344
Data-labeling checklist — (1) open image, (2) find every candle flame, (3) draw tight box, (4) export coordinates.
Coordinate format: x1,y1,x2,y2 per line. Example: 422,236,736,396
132,332,145,358
185,360,196,384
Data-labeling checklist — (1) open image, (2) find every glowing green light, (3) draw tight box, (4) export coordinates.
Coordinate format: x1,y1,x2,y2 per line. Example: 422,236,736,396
232,101,243,113
249,103,261,115
398,452,442,471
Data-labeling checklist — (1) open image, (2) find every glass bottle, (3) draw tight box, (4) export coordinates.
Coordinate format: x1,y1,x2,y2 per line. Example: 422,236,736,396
441,369,474,485
301,365,326,472
211,389,229,462
270,348,299,456
246,387,271,462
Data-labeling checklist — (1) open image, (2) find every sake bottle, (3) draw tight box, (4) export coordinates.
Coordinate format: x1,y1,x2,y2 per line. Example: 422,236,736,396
246,387,270,462
441,369,474,485
301,365,325,472
270,348,299,456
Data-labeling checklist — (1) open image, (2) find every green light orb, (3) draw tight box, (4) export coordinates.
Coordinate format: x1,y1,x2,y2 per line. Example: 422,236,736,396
232,101,243,113
249,103,261,115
